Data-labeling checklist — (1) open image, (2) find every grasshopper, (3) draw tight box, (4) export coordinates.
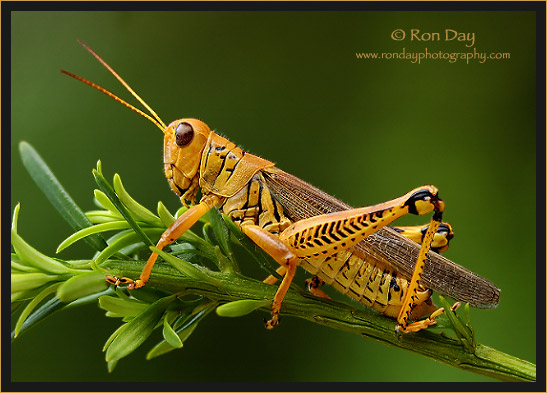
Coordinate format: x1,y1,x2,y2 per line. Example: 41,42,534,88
62,41,500,333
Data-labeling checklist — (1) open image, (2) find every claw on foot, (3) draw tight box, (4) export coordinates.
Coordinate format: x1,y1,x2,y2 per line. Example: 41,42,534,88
264,314,280,330
395,307,445,334
104,275,144,289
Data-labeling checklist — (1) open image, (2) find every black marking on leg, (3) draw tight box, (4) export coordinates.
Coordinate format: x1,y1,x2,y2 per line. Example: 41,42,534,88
321,235,332,244
321,223,328,235
313,225,321,238
344,226,355,235
330,232,341,242
420,225,429,242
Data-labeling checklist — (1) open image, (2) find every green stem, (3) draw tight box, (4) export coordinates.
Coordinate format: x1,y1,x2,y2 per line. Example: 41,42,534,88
103,259,535,382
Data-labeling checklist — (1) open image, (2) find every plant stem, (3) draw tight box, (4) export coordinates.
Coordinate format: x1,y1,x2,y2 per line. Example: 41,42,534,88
103,259,536,382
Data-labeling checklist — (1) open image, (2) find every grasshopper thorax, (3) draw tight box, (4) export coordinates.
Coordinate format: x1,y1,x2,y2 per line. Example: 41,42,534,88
164,118,211,206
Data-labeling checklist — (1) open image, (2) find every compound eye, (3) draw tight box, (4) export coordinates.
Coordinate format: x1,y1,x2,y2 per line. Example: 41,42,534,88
175,122,194,147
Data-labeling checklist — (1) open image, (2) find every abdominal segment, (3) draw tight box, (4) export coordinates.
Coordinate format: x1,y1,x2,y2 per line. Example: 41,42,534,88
300,250,435,320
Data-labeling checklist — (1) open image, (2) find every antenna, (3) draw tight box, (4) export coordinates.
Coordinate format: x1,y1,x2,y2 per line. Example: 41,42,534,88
60,40,167,133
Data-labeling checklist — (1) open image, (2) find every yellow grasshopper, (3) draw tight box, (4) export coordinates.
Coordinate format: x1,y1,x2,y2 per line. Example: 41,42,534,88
62,41,500,333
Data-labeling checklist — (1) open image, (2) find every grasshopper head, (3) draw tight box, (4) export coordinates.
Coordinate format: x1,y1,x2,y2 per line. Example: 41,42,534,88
60,43,211,206
164,119,211,206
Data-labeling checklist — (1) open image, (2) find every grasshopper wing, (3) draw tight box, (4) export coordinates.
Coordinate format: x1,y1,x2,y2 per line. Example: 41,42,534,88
263,168,500,309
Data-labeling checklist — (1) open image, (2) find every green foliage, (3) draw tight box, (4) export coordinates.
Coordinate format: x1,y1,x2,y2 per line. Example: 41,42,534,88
10,142,536,381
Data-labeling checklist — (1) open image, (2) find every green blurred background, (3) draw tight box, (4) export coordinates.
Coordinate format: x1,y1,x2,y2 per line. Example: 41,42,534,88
11,10,536,382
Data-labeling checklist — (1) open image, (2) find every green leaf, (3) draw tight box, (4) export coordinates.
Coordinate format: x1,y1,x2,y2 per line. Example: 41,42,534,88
86,210,126,224
162,317,183,348
103,323,129,352
216,299,271,317
105,295,175,362
113,174,162,225
146,307,212,360
19,141,107,251
56,272,109,303
207,209,236,266
12,203,20,233
95,228,165,264
177,320,202,341
14,282,62,337
148,324,197,360
11,227,76,275
92,163,153,247
11,260,40,273
93,189,122,215
107,360,118,373
152,246,209,281
157,201,176,227
438,296,475,353
57,221,131,253
11,273,62,293
99,295,148,317
125,287,165,304
64,288,113,309
11,287,42,303
223,216,280,278
11,297,64,339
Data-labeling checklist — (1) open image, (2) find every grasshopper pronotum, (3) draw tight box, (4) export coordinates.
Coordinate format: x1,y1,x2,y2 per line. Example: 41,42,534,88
62,41,500,333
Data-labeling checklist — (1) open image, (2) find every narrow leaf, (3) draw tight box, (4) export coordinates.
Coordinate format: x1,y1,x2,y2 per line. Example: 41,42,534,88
438,296,475,353
11,273,61,293
57,221,130,253
99,295,148,317
107,360,118,373
146,311,209,360
157,201,176,227
11,228,75,274
12,203,20,232
223,216,280,278
86,210,126,224
11,297,64,339
208,209,236,265
103,323,129,352
95,228,164,265
152,246,209,281
12,288,43,303
113,174,162,225
11,260,40,273
147,324,197,360
19,141,107,251
14,282,62,337
162,317,183,348
105,295,175,362
56,272,109,303
94,189,121,215
92,164,153,247
216,299,271,317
